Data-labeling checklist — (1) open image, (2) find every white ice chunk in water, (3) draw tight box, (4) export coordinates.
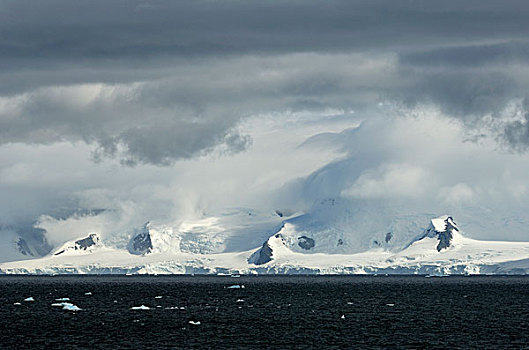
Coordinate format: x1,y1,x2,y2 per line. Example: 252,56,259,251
52,302,81,311
55,298,70,301
131,305,150,310
84,292,92,296
341,315,345,319
154,296,163,299
227,285,245,289
61,303,82,311
13,302,21,306
386,303,395,307
23,297,35,302
236,299,244,303
189,321,201,325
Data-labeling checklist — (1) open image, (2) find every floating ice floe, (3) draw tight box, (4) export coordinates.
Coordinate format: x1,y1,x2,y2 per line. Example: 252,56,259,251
154,296,163,299
386,304,395,307
52,302,81,311
13,302,21,306
55,298,70,301
346,302,354,305
130,305,150,310
61,303,82,311
84,292,92,296
23,297,35,302
189,321,201,325
227,285,245,289
341,315,345,319
236,299,244,303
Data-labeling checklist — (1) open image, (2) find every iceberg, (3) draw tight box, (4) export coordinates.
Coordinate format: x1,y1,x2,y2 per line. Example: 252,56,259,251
130,305,150,310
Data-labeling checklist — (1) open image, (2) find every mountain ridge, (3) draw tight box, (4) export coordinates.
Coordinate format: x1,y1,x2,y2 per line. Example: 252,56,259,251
2,214,529,275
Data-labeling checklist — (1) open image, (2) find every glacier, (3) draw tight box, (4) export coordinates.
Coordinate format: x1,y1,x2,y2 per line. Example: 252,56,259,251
2,212,529,275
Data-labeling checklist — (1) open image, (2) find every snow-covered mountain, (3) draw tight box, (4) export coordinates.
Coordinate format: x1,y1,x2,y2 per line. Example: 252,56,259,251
406,216,460,252
2,213,529,275
52,233,102,256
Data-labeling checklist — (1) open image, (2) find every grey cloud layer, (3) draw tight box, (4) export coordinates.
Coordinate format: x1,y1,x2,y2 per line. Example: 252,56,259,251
3,0,529,64
2,0,529,164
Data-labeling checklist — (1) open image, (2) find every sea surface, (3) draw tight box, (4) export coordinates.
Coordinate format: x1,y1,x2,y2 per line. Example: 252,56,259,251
1,275,529,349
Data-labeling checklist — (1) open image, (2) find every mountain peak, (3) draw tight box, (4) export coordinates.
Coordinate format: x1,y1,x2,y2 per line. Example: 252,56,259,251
53,233,101,256
128,222,153,255
416,215,460,252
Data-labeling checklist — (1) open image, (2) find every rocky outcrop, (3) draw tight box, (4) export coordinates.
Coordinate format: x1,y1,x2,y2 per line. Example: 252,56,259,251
249,240,274,265
297,236,315,250
128,222,153,255
249,225,288,265
74,234,99,250
16,238,33,256
414,216,460,252
54,233,101,256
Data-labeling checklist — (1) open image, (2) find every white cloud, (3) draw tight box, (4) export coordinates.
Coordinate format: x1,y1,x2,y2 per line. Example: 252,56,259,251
438,183,475,205
343,164,430,199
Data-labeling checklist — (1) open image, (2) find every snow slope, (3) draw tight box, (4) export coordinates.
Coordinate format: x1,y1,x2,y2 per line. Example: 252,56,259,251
2,215,529,275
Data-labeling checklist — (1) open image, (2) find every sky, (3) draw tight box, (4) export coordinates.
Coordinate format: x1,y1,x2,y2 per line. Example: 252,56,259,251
2,0,529,253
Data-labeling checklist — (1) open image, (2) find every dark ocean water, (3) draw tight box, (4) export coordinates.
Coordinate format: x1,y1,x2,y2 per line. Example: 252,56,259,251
1,275,529,349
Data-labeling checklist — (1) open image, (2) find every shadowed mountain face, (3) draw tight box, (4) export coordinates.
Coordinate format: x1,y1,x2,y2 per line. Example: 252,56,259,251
16,238,33,256
74,234,99,250
417,216,460,252
14,226,52,257
128,223,153,255
54,233,100,256
250,240,274,265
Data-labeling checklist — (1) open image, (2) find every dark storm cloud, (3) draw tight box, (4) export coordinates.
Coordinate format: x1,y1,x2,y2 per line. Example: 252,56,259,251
3,0,529,164
396,39,529,118
2,0,529,66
